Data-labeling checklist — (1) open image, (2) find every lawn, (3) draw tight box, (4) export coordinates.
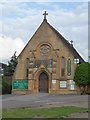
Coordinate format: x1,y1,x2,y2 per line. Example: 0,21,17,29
2,106,88,118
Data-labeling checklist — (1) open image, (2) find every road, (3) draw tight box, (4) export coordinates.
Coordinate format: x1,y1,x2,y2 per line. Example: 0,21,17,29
2,93,88,109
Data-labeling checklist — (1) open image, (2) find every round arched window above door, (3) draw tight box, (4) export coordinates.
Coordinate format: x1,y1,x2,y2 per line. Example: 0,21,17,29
40,44,50,57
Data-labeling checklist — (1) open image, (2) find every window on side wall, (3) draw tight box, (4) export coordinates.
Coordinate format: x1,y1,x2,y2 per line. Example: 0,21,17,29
61,57,65,77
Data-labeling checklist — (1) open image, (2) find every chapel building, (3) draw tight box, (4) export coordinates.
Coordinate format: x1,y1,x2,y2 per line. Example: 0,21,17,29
12,12,84,94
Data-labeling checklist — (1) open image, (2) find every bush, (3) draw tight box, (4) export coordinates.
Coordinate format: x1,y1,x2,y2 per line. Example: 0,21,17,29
2,78,12,94
74,62,90,94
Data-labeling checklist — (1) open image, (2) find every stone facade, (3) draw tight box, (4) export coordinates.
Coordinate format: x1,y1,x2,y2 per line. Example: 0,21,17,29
12,16,84,94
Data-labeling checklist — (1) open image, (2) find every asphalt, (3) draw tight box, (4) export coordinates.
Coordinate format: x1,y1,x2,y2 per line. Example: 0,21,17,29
2,94,88,109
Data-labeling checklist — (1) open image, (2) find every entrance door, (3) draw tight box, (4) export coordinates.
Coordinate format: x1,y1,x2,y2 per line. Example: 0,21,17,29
39,72,48,93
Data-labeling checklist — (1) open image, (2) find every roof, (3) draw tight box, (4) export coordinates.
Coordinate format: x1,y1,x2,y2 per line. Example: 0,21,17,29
47,21,84,63
18,19,84,63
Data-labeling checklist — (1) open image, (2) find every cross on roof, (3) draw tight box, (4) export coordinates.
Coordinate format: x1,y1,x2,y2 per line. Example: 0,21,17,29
70,40,73,44
43,11,48,20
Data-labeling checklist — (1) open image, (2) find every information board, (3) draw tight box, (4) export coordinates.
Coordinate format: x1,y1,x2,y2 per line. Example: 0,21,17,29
52,80,56,84
60,81,66,88
70,84,74,90
69,80,75,90
13,80,28,89
74,59,79,64
67,84,69,88
70,80,75,85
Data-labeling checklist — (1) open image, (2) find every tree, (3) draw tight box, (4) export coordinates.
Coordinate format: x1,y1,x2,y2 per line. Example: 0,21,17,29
4,51,17,76
74,62,90,94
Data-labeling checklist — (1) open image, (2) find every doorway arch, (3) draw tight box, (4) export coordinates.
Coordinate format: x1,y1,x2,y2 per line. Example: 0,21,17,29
39,72,48,93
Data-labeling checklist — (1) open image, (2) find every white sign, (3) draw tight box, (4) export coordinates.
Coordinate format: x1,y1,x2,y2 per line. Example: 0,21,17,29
70,80,75,90
70,80,75,85
52,80,56,84
60,81,66,88
70,84,75,90
74,59,79,64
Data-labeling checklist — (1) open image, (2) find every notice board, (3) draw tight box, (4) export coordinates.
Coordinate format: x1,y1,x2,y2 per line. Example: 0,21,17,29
13,80,28,89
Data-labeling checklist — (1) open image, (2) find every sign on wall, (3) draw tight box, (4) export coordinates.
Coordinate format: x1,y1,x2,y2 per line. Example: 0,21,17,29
60,81,66,88
67,84,69,88
13,80,28,89
74,59,79,64
70,80,75,84
67,58,71,76
52,80,56,84
70,85,74,90
69,80,75,90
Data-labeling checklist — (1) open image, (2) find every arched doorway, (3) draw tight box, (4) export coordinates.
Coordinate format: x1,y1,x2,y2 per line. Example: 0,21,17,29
39,72,48,93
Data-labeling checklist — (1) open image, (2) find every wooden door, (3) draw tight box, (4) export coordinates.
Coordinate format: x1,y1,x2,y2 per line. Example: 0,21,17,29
39,72,48,92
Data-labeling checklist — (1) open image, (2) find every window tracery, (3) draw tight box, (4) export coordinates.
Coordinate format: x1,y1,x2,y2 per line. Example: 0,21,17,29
40,44,50,57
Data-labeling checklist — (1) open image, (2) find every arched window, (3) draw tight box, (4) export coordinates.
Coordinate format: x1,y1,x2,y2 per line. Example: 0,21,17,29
40,44,50,58
67,58,71,76
61,57,65,77
26,58,29,79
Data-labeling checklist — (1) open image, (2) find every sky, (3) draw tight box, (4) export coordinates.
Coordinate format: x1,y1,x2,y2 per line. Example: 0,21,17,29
0,1,89,64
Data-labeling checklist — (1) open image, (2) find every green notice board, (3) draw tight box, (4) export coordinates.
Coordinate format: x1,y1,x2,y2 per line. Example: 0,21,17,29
13,80,28,89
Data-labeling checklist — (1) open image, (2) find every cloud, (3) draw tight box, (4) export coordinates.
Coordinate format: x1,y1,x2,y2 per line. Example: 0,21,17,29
0,2,88,62
0,35,25,63
75,43,88,61
0,0,89,2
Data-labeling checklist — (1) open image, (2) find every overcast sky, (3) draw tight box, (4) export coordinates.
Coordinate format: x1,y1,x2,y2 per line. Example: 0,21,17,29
0,1,88,64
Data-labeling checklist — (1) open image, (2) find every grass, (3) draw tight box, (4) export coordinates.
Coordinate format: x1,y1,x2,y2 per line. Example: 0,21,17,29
2,106,88,118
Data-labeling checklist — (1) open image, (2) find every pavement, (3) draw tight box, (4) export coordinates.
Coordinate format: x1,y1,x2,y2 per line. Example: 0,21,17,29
1,94,89,118
2,93,88,109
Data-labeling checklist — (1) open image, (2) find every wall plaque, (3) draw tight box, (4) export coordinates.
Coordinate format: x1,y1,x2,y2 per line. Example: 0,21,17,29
60,81,66,88
70,84,74,90
69,80,75,90
70,80,75,85
67,84,69,88
13,80,28,89
52,80,56,84
74,59,79,64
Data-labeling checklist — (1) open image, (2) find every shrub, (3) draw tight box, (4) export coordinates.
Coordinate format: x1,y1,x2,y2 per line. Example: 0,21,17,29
74,62,90,94
2,78,12,94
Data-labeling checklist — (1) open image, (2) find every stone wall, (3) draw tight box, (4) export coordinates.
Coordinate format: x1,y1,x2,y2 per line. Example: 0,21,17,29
12,20,80,94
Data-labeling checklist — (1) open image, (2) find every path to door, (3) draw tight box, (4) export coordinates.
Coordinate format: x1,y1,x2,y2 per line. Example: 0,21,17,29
2,94,88,109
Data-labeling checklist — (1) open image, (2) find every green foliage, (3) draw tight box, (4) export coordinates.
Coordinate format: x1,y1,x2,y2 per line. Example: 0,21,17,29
1,52,17,94
4,51,17,76
2,77,12,94
2,64,7,69
2,106,88,118
0,74,2,94
74,62,90,86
